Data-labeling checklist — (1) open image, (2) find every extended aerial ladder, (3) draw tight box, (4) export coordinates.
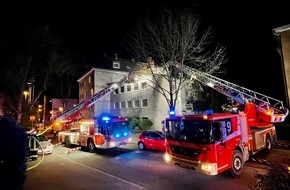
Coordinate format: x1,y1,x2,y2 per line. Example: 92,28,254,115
50,75,131,131
175,64,289,124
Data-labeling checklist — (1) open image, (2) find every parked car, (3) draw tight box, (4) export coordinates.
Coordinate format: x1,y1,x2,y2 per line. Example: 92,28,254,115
137,130,165,152
36,134,53,155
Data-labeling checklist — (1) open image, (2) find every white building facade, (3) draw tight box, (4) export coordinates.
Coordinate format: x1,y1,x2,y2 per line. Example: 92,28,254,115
77,56,198,130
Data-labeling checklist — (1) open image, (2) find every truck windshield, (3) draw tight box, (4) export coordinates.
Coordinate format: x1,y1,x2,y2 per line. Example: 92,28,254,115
165,120,213,144
106,121,130,135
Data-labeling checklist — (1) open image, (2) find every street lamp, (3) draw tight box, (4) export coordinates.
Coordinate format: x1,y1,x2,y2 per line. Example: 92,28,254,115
27,77,35,104
23,91,29,100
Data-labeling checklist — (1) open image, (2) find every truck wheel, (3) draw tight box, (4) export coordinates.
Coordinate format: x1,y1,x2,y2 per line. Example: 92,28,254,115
87,139,95,153
230,150,244,177
264,135,271,153
65,136,71,147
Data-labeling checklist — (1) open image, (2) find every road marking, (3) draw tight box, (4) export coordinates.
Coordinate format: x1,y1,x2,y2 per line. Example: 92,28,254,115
55,154,148,189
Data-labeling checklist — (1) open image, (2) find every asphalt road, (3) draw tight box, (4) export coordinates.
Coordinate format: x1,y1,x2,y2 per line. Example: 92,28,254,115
23,132,290,190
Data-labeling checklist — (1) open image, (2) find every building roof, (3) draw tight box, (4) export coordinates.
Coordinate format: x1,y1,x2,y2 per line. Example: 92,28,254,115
273,24,290,34
77,54,138,82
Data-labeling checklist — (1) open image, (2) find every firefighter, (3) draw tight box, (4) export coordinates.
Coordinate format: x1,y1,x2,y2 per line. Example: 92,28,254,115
0,116,27,190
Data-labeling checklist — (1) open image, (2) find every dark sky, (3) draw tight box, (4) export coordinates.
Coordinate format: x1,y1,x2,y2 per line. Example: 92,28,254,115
2,1,290,103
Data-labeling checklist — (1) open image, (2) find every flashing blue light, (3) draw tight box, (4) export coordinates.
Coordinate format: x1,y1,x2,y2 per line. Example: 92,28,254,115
123,132,128,136
115,133,120,138
206,109,213,116
102,116,110,121
169,106,175,116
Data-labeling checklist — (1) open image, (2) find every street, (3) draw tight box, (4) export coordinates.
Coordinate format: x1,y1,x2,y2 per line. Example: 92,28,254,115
23,136,290,190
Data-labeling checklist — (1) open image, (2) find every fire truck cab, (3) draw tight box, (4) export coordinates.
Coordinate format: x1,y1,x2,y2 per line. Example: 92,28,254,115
163,107,276,177
162,63,288,177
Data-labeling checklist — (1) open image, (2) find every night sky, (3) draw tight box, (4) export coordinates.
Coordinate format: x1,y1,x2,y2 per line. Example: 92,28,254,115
1,1,290,103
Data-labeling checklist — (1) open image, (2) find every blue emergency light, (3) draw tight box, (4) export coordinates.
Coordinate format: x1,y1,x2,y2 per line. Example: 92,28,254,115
205,109,213,116
169,106,175,116
102,116,111,121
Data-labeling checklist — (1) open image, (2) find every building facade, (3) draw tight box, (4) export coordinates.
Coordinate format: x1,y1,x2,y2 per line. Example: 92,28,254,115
77,55,201,130
273,24,290,109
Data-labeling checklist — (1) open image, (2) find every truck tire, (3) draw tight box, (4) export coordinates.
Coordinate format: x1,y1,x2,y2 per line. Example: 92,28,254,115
65,136,71,147
230,150,244,177
87,139,95,153
264,135,271,153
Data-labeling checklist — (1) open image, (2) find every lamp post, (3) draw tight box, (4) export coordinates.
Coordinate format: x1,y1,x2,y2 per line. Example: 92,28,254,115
27,77,35,104
23,91,29,101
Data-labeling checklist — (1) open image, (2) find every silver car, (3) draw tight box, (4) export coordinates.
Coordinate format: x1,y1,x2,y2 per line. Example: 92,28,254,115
36,135,53,155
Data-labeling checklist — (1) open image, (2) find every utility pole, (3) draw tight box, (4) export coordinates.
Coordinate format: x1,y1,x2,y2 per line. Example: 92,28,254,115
43,94,47,125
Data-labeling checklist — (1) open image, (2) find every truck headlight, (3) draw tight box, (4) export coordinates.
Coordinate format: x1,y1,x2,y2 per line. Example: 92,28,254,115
201,163,217,174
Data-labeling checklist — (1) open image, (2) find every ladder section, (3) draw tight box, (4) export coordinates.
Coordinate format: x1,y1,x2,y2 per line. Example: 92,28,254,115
181,65,289,123
56,75,129,122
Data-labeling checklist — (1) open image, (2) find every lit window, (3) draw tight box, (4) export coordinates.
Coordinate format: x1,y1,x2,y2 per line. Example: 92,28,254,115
113,61,120,69
90,88,94,96
88,76,91,83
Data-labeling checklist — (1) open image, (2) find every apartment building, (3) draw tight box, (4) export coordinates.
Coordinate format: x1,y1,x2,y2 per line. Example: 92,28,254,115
77,55,199,130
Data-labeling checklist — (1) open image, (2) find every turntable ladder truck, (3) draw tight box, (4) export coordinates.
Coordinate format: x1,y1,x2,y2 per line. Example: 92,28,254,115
55,75,133,152
51,75,130,131
163,64,289,177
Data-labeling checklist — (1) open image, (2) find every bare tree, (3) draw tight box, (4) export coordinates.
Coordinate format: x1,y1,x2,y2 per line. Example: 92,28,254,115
0,17,69,124
125,7,228,113
48,49,80,111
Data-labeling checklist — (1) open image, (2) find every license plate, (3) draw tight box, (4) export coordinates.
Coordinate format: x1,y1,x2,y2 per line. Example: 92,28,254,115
179,163,191,169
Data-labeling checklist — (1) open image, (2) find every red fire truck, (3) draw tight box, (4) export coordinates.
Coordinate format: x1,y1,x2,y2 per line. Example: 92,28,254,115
50,75,130,132
46,74,133,152
163,64,289,177
58,115,131,152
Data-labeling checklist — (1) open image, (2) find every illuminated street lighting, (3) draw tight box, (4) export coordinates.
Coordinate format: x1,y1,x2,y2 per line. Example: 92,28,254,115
23,91,29,100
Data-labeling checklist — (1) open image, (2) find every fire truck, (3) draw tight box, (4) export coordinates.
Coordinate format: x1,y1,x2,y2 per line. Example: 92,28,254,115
163,64,289,177
58,116,131,152
51,75,130,132
49,74,132,152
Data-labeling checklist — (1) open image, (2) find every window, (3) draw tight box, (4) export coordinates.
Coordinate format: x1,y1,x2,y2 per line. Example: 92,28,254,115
114,88,119,94
134,100,140,108
120,86,125,93
90,88,94,96
142,99,148,107
120,101,126,109
134,83,139,91
88,76,91,83
126,84,131,92
113,61,120,69
114,102,119,109
141,82,148,90
127,101,132,108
